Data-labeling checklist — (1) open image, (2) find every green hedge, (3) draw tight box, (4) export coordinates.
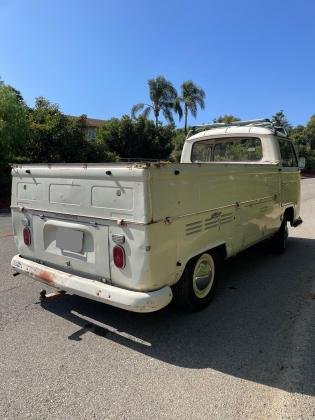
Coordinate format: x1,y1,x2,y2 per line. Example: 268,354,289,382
305,156,315,171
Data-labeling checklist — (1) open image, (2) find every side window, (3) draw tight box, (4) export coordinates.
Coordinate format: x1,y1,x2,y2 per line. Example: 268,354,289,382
213,137,262,162
191,143,212,162
278,139,298,167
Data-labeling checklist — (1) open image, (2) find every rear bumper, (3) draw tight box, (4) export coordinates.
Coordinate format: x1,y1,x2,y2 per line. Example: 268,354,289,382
11,255,173,313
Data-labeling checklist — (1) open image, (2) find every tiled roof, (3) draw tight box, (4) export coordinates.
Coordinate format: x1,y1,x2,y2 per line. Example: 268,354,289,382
68,115,105,128
85,118,105,128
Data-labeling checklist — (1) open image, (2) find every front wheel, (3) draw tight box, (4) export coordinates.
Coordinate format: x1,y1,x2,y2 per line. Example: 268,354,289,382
172,251,220,311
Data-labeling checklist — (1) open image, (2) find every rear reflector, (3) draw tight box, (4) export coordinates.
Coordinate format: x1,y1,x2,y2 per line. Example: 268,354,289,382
113,245,125,269
23,227,31,246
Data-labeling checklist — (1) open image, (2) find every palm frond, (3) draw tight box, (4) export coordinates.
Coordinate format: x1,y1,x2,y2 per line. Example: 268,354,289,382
188,102,198,119
180,80,206,120
196,96,205,109
131,103,145,119
162,108,174,125
141,106,151,120
148,75,178,110
173,97,183,120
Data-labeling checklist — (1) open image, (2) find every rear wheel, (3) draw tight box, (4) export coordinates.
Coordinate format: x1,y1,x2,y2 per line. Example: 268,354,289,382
172,250,220,311
272,215,289,254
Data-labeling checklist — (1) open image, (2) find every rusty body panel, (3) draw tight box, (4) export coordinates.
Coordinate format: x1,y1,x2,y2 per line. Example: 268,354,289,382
37,269,56,285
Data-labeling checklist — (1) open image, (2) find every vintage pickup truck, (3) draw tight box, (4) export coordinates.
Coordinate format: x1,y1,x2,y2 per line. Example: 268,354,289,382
11,119,303,312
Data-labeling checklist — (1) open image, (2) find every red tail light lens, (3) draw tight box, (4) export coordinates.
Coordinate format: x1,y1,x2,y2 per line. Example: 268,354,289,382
23,227,31,246
113,245,125,269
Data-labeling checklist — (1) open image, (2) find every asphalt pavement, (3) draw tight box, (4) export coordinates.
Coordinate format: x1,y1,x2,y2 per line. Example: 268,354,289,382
0,179,314,419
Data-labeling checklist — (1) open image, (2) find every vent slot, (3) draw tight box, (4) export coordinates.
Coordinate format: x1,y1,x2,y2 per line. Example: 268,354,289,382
204,217,219,230
220,212,234,225
185,220,202,236
185,211,235,237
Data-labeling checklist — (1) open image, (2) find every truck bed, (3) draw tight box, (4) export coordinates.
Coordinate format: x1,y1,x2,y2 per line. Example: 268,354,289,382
11,161,279,225
11,161,281,293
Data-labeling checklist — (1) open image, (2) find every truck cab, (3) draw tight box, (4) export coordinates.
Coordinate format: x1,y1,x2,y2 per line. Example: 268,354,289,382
181,121,301,223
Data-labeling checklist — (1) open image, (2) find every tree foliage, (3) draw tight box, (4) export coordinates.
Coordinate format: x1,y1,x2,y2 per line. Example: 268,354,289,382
271,110,291,132
97,115,173,160
288,115,315,170
0,84,29,163
176,81,205,133
213,115,240,123
131,76,179,127
289,125,308,146
0,84,29,200
305,115,315,150
24,98,96,162
170,130,186,162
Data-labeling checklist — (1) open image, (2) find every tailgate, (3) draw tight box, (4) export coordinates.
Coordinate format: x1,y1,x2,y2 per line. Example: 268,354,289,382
10,163,151,280
10,163,150,223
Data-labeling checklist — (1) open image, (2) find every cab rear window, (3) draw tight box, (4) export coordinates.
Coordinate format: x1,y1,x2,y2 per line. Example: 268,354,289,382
191,137,262,162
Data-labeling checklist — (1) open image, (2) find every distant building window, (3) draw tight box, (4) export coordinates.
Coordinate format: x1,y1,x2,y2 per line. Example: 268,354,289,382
87,127,96,140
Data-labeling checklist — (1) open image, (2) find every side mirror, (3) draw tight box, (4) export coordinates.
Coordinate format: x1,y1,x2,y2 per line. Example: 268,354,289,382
298,156,306,170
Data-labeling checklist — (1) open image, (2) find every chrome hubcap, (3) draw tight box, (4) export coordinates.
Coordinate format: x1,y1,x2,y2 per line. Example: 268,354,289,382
192,254,215,299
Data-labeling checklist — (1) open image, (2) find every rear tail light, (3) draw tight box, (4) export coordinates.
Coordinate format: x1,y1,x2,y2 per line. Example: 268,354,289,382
23,227,31,246
113,245,125,269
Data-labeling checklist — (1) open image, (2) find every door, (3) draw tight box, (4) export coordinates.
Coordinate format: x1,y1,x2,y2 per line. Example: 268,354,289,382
278,138,300,206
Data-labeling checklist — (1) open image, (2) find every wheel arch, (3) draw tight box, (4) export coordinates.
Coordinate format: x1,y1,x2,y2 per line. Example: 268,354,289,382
175,242,227,284
172,242,225,309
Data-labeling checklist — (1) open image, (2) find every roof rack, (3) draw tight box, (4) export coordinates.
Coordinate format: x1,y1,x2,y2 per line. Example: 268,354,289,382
187,118,288,139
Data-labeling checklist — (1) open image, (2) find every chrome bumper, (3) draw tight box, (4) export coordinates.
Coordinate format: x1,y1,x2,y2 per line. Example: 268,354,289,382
11,255,173,313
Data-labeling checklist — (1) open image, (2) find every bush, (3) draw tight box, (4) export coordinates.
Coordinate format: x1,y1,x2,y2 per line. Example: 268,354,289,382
170,131,186,162
296,146,315,172
97,116,174,160
305,155,315,171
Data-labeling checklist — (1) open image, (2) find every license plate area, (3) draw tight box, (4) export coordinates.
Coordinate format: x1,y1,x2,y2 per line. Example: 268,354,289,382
56,228,83,253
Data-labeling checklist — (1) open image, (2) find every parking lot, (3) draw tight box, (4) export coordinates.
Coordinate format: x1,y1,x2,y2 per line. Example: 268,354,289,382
0,179,314,419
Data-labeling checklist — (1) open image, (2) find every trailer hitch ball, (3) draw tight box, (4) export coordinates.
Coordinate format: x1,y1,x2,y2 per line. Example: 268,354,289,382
40,289,47,299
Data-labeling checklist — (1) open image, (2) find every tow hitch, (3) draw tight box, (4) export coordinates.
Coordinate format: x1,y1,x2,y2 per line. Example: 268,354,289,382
39,289,66,300
292,217,303,227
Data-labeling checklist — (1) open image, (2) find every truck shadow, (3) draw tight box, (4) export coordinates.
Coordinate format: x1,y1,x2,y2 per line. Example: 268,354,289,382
41,236,315,396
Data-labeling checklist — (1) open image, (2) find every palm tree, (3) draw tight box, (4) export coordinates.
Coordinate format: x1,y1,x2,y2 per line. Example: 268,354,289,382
131,76,180,127
176,81,206,134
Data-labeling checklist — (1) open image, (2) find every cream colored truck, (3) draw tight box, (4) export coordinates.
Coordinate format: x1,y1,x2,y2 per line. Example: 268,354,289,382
10,119,303,312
